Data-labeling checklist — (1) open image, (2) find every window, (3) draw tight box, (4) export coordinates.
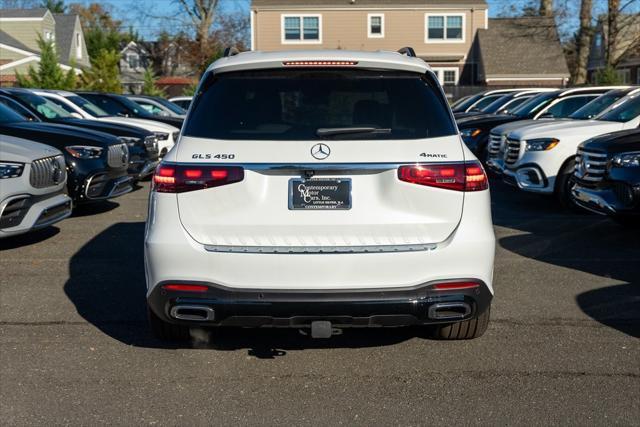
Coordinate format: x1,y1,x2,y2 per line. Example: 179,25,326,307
368,14,384,38
282,15,321,44
184,69,456,141
594,33,602,48
75,33,82,59
598,94,640,123
432,68,459,86
541,95,598,118
127,53,140,69
616,68,631,84
426,14,464,42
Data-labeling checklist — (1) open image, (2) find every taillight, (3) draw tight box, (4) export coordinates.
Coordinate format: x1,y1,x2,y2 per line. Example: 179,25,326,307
431,282,480,291
398,162,488,192
162,284,209,293
153,163,244,193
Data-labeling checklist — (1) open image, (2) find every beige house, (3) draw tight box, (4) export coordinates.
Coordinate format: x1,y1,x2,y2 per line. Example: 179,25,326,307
250,0,569,87
0,8,89,86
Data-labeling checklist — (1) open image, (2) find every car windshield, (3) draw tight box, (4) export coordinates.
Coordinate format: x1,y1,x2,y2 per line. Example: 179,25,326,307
481,95,513,113
67,95,110,117
451,93,483,112
499,96,532,114
81,93,155,118
510,92,558,118
184,69,457,141
0,102,27,123
155,97,186,115
569,91,628,120
596,94,640,122
13,92,72,120
471,94,505,111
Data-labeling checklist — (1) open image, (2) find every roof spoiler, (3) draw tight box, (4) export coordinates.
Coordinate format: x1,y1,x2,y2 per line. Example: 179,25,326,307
397,47,416,57
223,47,240,58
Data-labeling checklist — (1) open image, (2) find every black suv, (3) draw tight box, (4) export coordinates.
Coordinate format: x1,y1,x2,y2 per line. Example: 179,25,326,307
572,129,640,227
0,88,159,180
0,103,132,203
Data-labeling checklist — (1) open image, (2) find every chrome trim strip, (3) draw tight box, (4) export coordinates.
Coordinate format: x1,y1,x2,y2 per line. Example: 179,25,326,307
204,243,438,254
170,305,215,321
159,161,463,171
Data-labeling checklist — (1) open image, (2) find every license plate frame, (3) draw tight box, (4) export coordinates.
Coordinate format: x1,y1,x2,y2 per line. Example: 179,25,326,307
288,178,352,210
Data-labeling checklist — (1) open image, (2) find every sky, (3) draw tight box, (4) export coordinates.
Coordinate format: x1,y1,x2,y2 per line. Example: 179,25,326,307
69,0,635,42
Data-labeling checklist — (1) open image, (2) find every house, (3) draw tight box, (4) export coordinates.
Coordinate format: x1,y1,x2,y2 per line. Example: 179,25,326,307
119,40,151,93
588,14,640,85
0,8,89,86
250,0,570,87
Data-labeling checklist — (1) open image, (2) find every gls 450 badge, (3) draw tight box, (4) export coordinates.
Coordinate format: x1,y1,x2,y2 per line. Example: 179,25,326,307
192,153,236,160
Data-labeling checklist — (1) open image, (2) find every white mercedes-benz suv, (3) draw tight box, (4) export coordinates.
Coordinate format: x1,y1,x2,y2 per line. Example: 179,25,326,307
1,135,72,238
145,48,495,341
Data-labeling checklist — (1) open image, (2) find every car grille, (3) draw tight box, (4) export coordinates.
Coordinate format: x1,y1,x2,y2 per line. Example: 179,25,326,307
29,155,66,189
488,133,503,158
613,182,634,206
107,143,129,169
504,138,521,166
574,148,607,184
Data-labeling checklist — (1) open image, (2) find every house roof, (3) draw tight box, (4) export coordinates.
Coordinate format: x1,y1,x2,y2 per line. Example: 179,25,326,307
0,8,48,18
477,17,569,78
0,29,38,54
53,14,78,62
252,0,487,8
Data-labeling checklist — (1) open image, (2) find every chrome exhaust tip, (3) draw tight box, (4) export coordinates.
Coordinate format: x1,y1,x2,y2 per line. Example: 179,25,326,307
428,302,472,320
170,305,215,321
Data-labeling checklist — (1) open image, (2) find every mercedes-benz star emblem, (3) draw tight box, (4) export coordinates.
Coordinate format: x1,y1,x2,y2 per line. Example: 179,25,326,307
50,159,63,184
310,143,331,160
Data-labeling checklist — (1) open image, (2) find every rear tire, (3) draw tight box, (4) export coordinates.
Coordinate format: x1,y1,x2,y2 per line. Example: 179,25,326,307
147,306,190,342
431,306,490,340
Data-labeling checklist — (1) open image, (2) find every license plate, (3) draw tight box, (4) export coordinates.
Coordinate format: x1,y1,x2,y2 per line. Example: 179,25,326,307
289,178,352,210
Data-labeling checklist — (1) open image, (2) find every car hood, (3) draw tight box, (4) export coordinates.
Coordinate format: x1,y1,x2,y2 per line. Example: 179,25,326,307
54,118,152,138
0,121,119,146
581,129,640,154
491,119,562,136
0,134,62,163
457,114,517,129
98,116,179,133
510,120,622,140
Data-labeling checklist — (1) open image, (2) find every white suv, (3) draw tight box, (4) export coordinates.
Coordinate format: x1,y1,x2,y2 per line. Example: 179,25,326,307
1,135,72,238
501,89,640,207
145,49,495,341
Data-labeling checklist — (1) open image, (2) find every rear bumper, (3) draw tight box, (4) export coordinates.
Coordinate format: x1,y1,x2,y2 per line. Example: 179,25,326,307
148,280,492,328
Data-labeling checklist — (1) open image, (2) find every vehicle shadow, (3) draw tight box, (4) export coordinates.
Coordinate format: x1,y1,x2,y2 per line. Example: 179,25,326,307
0,226,60,250
63,222,431,352
71,200,120,217
491,179,640,338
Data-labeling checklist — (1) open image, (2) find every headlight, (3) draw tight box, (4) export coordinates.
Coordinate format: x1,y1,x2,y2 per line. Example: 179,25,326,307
0,161,24,179
612,151,640,168
155,132,169,141
65,146,104,159
461,128,482,139
525,138,559,151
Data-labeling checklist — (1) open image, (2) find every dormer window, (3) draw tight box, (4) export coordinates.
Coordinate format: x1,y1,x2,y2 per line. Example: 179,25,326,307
75,33,82,59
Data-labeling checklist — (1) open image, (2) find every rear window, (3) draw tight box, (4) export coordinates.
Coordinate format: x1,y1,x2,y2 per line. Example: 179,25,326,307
183,69,456,140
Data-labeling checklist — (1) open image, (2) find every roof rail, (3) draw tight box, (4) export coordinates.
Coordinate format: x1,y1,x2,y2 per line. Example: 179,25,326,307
397,47,416,57
223,47,240,58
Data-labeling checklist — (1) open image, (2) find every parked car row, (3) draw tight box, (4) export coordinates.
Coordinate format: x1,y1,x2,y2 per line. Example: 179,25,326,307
456,86,640,226
0,89,186,239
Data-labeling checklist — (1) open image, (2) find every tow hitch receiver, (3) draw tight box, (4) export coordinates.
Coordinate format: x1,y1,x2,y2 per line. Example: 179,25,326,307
311,321,333,339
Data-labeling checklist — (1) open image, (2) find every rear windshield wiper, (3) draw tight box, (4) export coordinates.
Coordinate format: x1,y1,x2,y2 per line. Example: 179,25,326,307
316,127,391,137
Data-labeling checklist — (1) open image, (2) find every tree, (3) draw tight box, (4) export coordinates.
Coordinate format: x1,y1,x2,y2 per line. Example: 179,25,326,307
41,0,65,13
594,65,623,84
79,49,121,93
573,0,594,84
15,35,76,90
182,82,198,96
606,0,621,66
539,0,553,17
141,68,166,97
70,3,123,59
175,0,220,72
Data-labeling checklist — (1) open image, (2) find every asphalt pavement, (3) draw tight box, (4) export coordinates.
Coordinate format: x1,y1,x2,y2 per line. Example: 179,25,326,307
1,179,638,425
